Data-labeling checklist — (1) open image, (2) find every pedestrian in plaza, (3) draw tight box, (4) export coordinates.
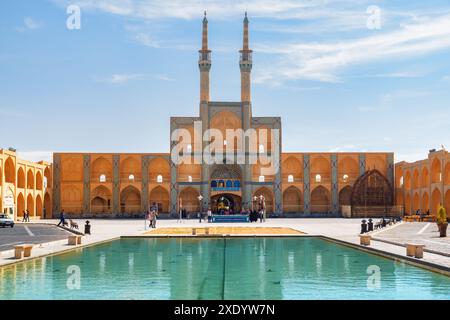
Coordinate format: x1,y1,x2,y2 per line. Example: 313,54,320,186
259,209,264,223
26,209,30,222
57,210,66,227
22,210,27,222
151,202,158,228
148,210,154,229
207,208,212,223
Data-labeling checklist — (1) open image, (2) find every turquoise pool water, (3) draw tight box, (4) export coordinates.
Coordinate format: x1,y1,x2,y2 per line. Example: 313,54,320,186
0,237,449,300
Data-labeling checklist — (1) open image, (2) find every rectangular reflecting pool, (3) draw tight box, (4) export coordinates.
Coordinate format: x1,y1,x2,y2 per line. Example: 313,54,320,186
1,237,449,300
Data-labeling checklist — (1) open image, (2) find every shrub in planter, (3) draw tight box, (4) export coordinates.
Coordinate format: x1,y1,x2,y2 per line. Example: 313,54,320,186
437,206,448,238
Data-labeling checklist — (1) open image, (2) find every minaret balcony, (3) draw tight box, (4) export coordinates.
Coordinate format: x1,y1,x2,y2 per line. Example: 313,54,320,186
199,51,211,61
240,51,252,62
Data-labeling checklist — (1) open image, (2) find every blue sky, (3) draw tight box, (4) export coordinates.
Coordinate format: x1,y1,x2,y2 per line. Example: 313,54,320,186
1,0,449,163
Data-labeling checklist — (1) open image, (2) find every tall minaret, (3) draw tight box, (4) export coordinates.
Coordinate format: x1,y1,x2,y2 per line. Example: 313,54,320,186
240,12,253,103
199,11,211,103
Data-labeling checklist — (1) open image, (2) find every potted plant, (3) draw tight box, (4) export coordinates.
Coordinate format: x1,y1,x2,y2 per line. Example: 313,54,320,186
437,205,448,237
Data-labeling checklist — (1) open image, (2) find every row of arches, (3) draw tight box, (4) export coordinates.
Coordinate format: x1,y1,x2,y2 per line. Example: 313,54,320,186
281,155,383,184
88,185,171,214
15,192,51,218
90,156,171,183
1,157,51,189
403,189,450,216
398,158,450,190
282,185,353,213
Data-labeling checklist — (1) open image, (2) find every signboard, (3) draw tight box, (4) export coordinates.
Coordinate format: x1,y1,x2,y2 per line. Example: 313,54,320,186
3,188,15,208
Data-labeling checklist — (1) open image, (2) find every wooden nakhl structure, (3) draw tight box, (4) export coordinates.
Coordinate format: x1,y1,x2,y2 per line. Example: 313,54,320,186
351,169,397,217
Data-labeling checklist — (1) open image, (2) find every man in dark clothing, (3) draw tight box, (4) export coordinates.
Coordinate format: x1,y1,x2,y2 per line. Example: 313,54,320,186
57,210,66,227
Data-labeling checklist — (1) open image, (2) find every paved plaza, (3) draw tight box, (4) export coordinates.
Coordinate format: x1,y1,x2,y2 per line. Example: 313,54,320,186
0,219,449,274
373,222,450,256
0,224,72,251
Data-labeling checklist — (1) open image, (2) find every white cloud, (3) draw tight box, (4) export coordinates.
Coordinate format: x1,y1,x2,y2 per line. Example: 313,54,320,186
156,74,174,81
24,17,41,30
99,73,145,84
16,17,42,32
134,33,160,48
17,151,53,163
329,144,357,152
51,0,344,20
254,13,450,84
442,75,450,82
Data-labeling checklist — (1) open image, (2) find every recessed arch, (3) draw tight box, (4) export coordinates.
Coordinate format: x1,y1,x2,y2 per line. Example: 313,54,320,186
445,162,450,185
149,186,170,213
120,185,141,214
36,194,43,217
179,187,200,213
26,194,35,216
338,156,359,183
405,193,411,215
253,187,274,214
422,192,429,213
4,157,15,184
396,190,403,207
404,171,411,190
395,166,403,188
44,167,52,188
412,169,420,189
44,192,52,218
91,185,112,214
27,169,35,189
120,156,141,182
339,185,353,206
149,157,170,183
311,156,330,183
412,192,420,213
283,186,303,213
91,156,112,183
431,188,442,215
311,185,330,213
17,193,25,216
17,167,25,188
61,185,83,213
431,158,441,183
421,167,429,188
36,171,43,190
445,190,450,218
282,156,302,182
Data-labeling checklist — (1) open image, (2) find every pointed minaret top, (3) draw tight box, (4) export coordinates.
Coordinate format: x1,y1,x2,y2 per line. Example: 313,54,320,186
242,12,251,52
203,10,208,23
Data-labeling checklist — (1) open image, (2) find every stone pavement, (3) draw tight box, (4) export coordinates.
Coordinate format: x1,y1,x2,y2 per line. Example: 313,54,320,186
372,222,450,256
0,219,449,273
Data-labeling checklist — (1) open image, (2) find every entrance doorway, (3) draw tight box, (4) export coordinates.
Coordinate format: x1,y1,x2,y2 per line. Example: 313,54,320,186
211,194,242,214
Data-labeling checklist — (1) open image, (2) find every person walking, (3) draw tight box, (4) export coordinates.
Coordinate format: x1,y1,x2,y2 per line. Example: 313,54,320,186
259,209,264,223
22,210,27,222
148,210,154,229
26,209,30,222
151,202,158,228
207,208,212,223
57,210,66,227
